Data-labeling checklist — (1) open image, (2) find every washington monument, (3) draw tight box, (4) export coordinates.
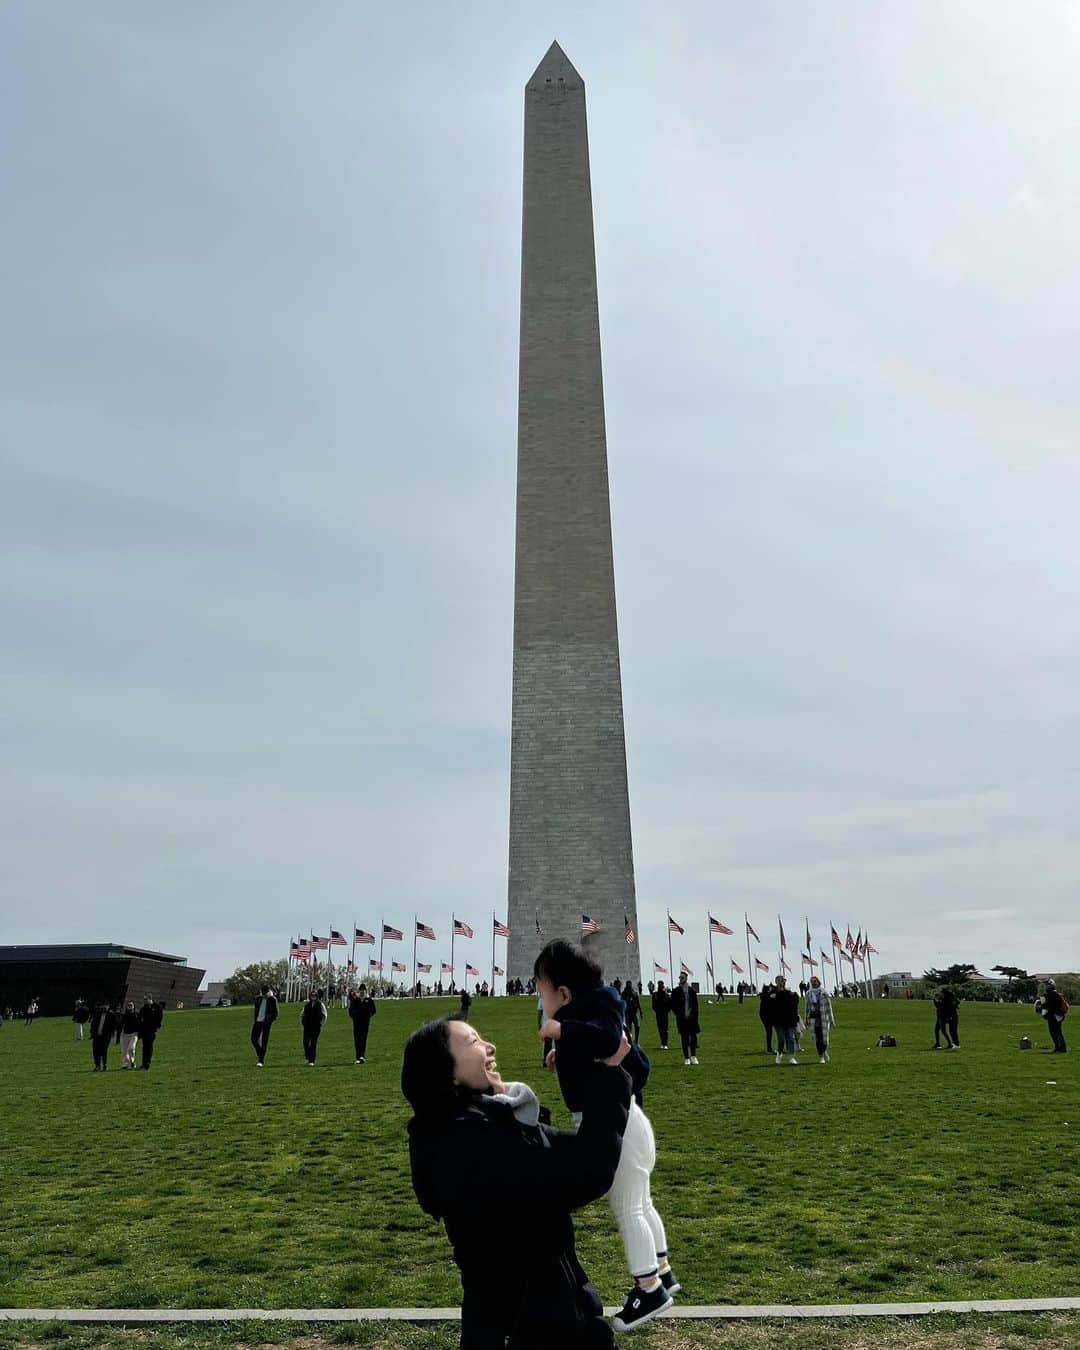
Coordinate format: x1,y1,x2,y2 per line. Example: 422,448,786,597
506,43,641,986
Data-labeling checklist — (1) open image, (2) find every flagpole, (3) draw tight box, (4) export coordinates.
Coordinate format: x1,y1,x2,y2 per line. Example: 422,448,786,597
745,918,756,993
412,915,418,998
450,914,455,994
866,934,875,995
667,911,674,987
379,919,385,994
491,911,496,996
708,921,715,998
350,919,356,988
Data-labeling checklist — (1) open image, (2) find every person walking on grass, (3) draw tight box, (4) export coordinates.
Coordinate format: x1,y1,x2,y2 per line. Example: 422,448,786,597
771,976,800,1065
90,1001,117,1071
139,997,164,1069
73,998,90,1041
933,986,959,1050
24,999,39,1028
673,971,700,1066
301,988,328,1065
652,980,671,1050
117,1000,140,1068
623,981,643,1043
537,940,678,1332
403,1012,632,1350
758,981,776,1052
1040,979,1068,1053
460,987,473,1021
251,983,278,1067
348,985,377,1064
804,975,835,1064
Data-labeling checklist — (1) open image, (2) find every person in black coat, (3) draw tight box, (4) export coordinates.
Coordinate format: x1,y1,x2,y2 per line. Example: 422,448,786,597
347,985,377,1063
672,972,700,1064
459,987,473,1021
1040,979,1068,1053
89,1002,117,1071
758,982,776,1052
622,983,642,1043
301,990,328,1065
402,1012,631,1349
771,977,800,1064
651,981,671,1050
251,985,279,1066
139,998,164,1069
73,998,90,1041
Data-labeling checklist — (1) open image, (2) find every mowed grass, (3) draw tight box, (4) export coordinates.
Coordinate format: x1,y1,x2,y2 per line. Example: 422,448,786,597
0,997,1075,1312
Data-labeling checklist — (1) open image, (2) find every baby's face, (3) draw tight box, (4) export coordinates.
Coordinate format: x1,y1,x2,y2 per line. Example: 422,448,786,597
536,975,570,1019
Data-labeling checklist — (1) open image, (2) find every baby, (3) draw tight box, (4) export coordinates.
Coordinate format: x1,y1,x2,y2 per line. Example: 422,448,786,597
535,939,679,1332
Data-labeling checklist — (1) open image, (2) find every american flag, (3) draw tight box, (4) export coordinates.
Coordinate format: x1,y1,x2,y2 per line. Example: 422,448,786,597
802,952,818,967
832,925,843,949
820,950,834,966
346,960,357,973
417,961,432,974
493,965,504,976
581,914,599,935
654,960,667,974
680,960,693,976
624,914,635,944
391,960,406,973
416,920,436,941
289,941,303,959
309,934,330,951
845,926,856,953
453,918,474,939
354,928,375,945
465,963,480,977
668,914,684,935
865,934,879,955
778,919,787,950
780,957,792,973
493,918,511,937
295,948,310,964
706,960,713,977
383,923,403,941
853,928,863,957
369,958,382,971
755,957,769,973
746,919,760,942
805,922,812,951
709,915,734,935
440,961,453,974
330,930,348,946
731,959,745,974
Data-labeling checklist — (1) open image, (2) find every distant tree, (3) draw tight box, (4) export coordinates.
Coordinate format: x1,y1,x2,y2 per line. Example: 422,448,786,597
223,959,288,1004
991,965,1029,986
923,964,979,987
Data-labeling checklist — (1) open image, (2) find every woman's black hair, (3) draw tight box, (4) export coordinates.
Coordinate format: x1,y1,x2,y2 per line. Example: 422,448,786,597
533,939,603,994
400,1012,470,1119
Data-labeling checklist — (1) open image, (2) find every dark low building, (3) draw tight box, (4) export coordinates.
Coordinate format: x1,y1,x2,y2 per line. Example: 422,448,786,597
0,944,206,1016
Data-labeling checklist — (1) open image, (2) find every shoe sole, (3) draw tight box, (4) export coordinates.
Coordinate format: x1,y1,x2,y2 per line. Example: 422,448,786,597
661,1280,682,1294
613,1294,674,1331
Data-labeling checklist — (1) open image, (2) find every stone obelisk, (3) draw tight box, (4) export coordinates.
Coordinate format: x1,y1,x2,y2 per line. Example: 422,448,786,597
506,42,640,987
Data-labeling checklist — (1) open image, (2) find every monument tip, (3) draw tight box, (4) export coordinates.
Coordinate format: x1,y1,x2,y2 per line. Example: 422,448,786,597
527,40,583,89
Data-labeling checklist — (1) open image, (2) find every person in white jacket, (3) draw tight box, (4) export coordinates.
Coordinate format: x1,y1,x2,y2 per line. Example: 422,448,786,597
805,975,836,1064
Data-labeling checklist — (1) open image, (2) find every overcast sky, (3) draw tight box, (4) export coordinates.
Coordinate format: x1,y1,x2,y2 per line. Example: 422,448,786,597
3,3,1078,986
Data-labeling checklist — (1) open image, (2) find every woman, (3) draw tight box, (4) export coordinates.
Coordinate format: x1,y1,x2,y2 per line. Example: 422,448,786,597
804,975,835,1064
402,1012,631,1349
117,999,141,1068
300,989,327,1066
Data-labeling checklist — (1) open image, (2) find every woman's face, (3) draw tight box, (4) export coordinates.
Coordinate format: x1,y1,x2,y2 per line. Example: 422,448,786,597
448,1019,503,1094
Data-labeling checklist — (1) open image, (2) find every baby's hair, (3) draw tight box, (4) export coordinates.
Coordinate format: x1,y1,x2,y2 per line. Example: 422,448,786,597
533,939,603,994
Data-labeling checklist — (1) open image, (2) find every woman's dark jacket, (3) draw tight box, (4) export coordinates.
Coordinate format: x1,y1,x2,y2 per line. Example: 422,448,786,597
652,987,671,1016
758,988,774,1027
407,1064,630,1349
772,987,800,1029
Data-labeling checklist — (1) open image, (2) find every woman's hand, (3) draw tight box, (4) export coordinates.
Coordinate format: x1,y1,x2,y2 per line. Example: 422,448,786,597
539,1019,562,1041
598,1032,631,1067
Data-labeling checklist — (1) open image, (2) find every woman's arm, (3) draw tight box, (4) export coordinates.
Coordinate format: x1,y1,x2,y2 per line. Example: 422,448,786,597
440,1065,630,1217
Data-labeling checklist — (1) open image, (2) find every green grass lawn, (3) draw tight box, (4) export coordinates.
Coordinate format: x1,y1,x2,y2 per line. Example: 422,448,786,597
0,996,1075,1313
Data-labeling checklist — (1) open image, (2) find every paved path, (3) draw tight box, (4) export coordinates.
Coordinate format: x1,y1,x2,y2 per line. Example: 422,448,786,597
2,1297,1078,1323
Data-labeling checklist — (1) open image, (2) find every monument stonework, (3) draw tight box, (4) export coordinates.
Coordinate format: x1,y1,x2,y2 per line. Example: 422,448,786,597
506,43,641,987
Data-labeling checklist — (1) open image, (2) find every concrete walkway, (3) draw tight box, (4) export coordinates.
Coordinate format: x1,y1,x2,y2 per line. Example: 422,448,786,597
1,1297,1078,1323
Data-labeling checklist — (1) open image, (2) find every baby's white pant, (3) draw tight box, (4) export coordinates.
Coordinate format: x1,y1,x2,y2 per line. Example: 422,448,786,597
608,1099,668,1279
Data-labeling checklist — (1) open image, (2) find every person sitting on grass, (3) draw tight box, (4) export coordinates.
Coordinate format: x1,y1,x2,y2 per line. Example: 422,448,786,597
536,939,678,1334
402,1012,631,1350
